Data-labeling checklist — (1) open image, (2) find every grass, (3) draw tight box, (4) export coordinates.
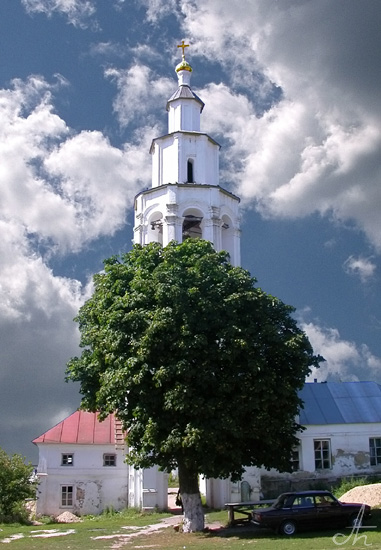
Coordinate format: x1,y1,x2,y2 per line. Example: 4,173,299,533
0,508,170,549
128,513,381,550
0,508,380,550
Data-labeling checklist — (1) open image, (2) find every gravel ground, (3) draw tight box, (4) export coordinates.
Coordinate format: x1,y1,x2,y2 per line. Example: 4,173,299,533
339,483,381,507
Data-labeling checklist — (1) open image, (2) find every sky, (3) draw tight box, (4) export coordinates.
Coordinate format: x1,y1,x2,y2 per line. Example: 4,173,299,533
0,0,380,463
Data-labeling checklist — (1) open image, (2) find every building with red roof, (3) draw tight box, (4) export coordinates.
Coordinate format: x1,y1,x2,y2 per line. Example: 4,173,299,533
33,410,167,516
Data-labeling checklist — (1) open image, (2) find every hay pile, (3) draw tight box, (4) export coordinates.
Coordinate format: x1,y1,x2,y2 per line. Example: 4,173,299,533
339,483,381,508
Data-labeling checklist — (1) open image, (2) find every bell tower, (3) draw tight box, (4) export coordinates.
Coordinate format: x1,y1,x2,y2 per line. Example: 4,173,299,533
133,41,241,266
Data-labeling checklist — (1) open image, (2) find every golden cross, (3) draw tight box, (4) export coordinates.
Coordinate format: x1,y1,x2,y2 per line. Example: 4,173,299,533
177,40,189,58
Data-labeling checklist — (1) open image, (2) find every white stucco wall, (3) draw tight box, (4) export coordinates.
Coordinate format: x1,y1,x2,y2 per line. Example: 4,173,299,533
254,423,380,483
134,183,241,266
297,423,380,475
35,443,128,516
35,443,169,516
151,133,219,188
168,98,201,133
205,422,381,507
142,466,169,510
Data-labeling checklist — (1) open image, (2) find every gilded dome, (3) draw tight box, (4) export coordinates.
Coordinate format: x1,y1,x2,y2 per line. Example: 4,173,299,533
175,57,192,73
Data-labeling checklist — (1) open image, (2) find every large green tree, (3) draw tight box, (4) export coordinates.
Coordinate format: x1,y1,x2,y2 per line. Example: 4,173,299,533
66,239,321,531
0,448,37,522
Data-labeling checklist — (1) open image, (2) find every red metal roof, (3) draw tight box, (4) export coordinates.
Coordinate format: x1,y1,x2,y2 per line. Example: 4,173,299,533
32,411,126,446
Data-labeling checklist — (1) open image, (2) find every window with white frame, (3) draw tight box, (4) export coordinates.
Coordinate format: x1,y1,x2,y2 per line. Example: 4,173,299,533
314,439,331,470
103,453,116,466
61,485,73,507
61,453,74,466
370,438,381,466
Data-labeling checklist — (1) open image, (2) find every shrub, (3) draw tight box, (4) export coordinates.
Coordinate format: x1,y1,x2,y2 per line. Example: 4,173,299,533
0,447,37,523
332,476,373,499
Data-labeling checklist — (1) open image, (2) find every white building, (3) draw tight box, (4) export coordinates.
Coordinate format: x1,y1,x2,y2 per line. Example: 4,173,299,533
133,42,241,266
33,410,167,516
206,381,381,507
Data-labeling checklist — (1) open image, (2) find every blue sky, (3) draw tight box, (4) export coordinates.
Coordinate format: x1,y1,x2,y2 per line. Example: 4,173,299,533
1,0,380,461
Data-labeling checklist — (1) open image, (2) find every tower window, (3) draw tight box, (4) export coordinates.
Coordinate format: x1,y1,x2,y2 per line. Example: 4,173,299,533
187,159,194,183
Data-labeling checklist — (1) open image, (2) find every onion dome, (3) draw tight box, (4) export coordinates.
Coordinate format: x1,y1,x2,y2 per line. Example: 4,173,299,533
176,57,192,73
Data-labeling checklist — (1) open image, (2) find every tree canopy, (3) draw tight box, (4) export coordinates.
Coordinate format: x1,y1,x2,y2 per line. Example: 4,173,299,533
66,239,321,530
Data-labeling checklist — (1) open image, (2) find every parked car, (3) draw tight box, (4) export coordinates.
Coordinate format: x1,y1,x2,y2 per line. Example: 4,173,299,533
251,490,371,536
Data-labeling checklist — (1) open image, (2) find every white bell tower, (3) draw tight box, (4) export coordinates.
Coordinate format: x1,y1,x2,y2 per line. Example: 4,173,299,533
133,41,241,266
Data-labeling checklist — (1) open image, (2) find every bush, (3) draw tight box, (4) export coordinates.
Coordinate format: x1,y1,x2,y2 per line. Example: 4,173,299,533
0,447,37,523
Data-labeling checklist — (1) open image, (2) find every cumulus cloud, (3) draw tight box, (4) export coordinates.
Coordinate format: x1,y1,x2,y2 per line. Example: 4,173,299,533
21,0,96,27
44,129,152,251
0,74,150,253
301,321,381,383
105,64,173,129
0,73,151,458
175,0,381,252
0,215,88,457
343,255,376,283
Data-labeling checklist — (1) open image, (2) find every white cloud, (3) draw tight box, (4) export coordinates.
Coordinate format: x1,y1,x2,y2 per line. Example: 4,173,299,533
105,64,173,129
44,129,152,251
138,0,179,23
89,42,122,57
0,214,88,456
301,321,381,383
21,0,96,28
0,218,86,323
176,0,381,252
0,73,153,458
343,255,376,283
0,75,151,254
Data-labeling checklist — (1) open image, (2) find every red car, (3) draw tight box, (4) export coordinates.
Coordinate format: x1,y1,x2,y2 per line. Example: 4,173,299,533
252,490,371,536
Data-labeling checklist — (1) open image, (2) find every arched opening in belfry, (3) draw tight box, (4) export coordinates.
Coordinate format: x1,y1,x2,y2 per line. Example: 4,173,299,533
187,159,194,183
182,209,203,240
147,211,163,245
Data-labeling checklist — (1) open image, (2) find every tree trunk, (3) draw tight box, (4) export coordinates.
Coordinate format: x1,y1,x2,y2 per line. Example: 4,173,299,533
178,461,204,532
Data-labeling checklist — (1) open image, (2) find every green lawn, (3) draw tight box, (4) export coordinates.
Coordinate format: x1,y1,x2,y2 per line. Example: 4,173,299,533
0,508,380,550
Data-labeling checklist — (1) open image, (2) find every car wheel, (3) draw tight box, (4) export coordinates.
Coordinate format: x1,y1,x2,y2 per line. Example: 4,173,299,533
279,520,297,536
350,514,362,528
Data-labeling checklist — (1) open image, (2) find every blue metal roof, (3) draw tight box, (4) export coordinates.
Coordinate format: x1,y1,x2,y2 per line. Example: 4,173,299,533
298,382,381,425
